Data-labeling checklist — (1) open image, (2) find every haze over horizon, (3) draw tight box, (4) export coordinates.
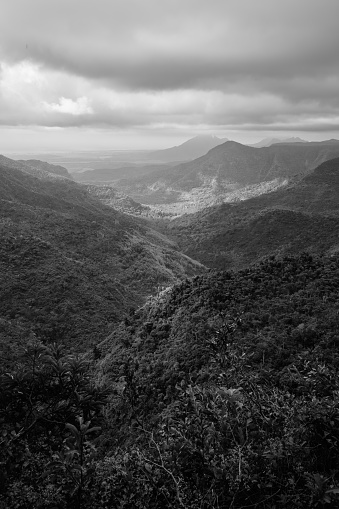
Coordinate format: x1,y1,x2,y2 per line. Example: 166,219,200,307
1,0,339,152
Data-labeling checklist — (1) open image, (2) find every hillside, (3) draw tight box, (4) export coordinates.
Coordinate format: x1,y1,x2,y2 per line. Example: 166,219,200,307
0,155,204,366
90,253,339,508
115,140,339,213
166,157,339,269
2,254,339,508
0,155,72,182
84,184,153,216
2,154,339,508
99,252,339,409
18,159,72,179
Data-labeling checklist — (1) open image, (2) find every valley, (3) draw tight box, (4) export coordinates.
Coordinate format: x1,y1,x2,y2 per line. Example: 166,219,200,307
88,139,339,215
0,155,203,367
3,1,339,506
1,141,339,508
166,157,339,269
2,142,339,360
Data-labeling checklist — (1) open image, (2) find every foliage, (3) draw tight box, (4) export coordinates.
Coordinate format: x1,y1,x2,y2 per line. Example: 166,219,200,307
0,340,108,508
0,157,203,364
93,253,339,508
166,157,339,270
2,154,339,507
114,143,339,212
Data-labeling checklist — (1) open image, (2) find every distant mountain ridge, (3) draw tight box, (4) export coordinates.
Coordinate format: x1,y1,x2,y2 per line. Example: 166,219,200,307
115,139,339,213
250,136,308,148
148,135,228,162
72,136,229,195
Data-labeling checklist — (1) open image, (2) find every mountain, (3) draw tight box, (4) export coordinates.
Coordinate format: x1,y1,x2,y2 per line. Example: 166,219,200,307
115,140,339,213
90,252,339,507
18,159,72,179
99,252,339,407
0,155,72,181
0,155,204,366
3,252,339,507
250,136,308,147
166,157,339,270
4,154,339,507
147,134,228,162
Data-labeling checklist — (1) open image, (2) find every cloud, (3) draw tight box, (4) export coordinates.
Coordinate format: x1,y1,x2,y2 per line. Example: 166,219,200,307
1,0,338,94
0,0,339,140
1,61,339,136
43,97,93,115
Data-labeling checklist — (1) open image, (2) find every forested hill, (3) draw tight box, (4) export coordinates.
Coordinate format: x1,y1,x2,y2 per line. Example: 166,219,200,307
1,250,339,506
115,140,339,209
152,139,339,189
92,253,339,508
18,159,72,179
0,154,72,181
0,156,203,366
98,253,339,394
168,157,339,269
2,151,339,507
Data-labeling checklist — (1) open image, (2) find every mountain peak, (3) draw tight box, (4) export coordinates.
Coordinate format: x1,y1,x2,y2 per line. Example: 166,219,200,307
189,134,222,142
148,135,228,162
116,141,339,214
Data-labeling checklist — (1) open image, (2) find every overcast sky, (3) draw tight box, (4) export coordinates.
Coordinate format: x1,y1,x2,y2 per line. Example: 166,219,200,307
1,0,339,151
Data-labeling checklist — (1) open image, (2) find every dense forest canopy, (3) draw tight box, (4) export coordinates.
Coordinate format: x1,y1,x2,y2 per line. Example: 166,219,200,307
2,252,339,508
166,157,339,270
0,157,203,367
1,153,339,507
2,0,339,504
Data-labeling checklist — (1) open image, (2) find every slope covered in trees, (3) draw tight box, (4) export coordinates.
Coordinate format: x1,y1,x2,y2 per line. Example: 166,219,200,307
0,156,203,365
0,155,72,181
167,157,339,269
19,159,73,179
2,152,339,508
94,253,339,508
115,140,339,211
2,253,339,508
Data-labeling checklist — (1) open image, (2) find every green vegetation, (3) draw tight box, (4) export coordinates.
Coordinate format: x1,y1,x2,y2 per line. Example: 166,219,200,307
115,141,339,211
2,154,339,507
167,158,339,270
2,253,339,508
89,253,339,508
0,340,108,509
0,158,203,364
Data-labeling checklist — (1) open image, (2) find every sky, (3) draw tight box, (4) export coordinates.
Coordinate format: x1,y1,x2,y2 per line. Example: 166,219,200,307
1,0,339,152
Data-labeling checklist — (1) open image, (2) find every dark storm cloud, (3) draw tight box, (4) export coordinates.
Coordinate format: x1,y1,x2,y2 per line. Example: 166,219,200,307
1,0,339,135
1,0,339,93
